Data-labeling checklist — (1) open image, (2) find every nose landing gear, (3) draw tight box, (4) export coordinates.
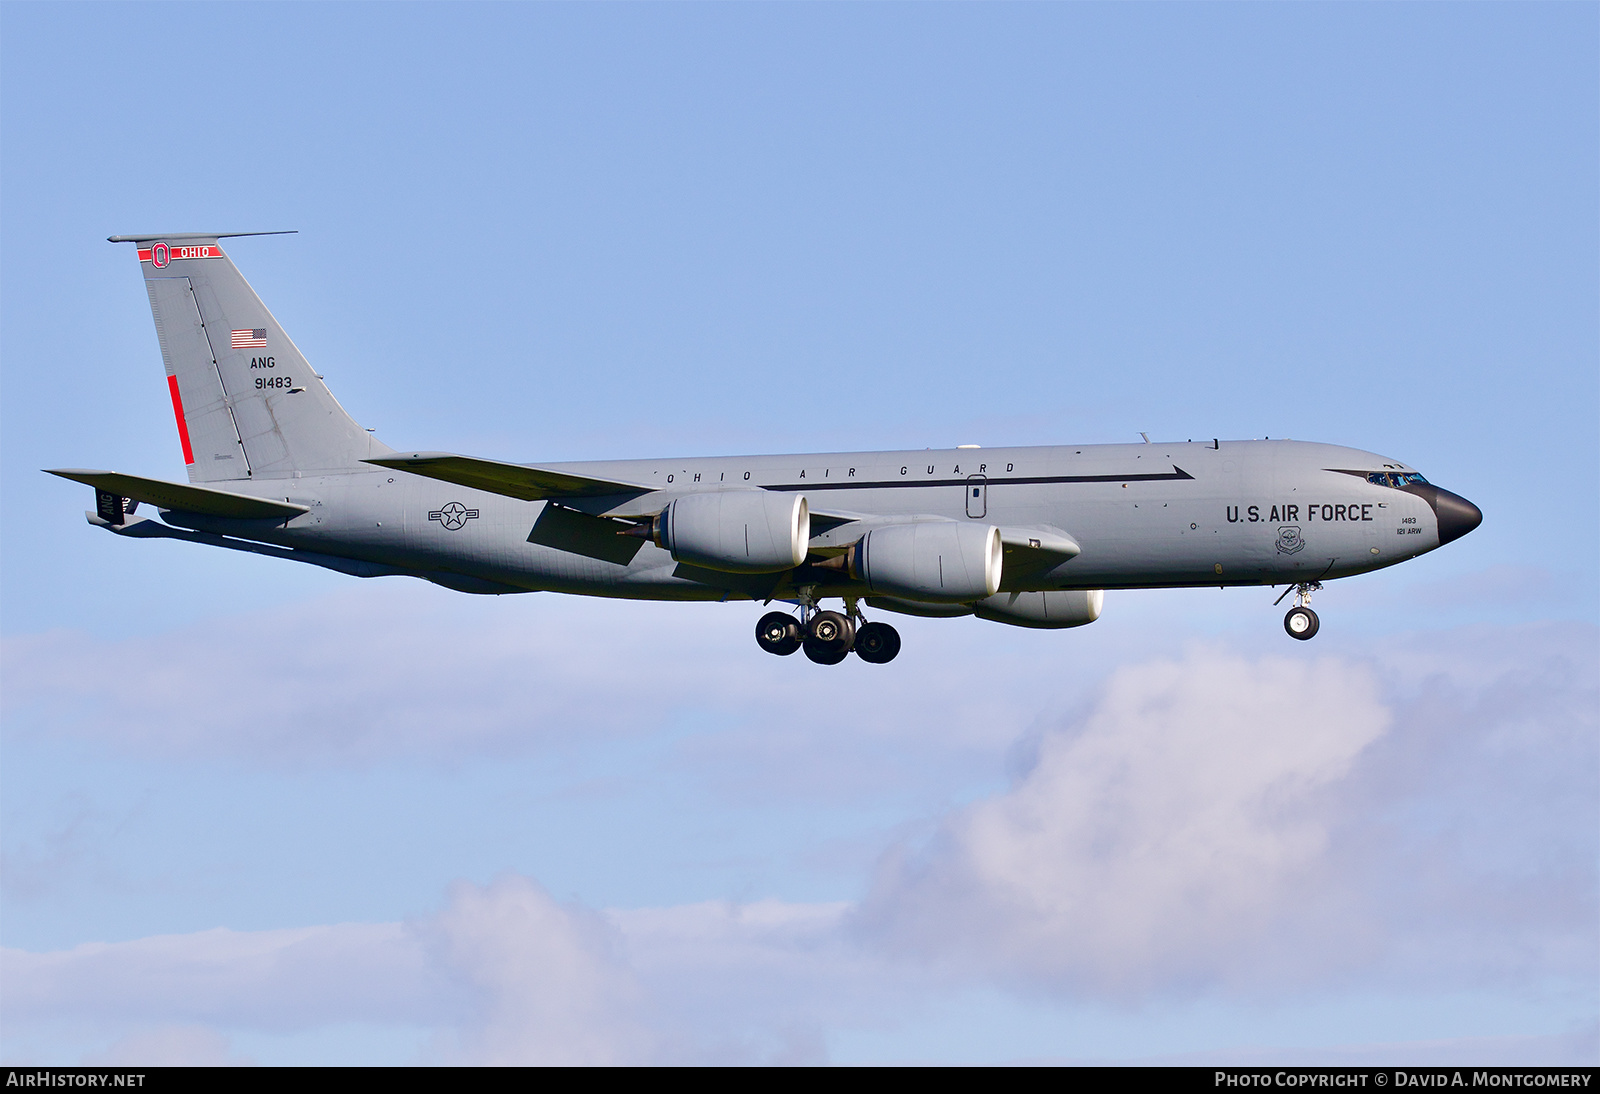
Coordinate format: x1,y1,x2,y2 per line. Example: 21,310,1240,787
1275,582,1323,641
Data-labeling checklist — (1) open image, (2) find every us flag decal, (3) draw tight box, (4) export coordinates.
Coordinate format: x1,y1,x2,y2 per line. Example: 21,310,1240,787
231,329,267,349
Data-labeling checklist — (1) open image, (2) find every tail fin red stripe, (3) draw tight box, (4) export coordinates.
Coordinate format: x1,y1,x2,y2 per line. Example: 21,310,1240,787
166,375,194,464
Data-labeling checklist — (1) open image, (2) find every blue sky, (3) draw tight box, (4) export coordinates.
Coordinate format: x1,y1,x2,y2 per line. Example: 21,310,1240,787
1,2,1595,1065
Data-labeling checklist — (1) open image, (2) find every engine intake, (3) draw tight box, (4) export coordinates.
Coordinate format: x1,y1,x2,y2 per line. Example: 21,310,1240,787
651,490,809,573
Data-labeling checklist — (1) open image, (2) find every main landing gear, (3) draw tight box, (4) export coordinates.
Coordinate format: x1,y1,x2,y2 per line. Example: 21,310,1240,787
853,621,902,664
755,598,901,665
803,610,853,665
1275,581,1323,641
756,612,803,656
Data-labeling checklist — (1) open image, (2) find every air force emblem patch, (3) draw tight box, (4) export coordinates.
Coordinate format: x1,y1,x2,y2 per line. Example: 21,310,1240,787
429,501,480,531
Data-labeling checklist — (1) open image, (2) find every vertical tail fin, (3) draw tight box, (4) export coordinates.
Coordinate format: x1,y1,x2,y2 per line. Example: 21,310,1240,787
110,233,391,482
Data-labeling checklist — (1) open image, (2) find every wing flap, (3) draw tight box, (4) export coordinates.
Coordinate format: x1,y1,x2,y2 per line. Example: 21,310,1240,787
365,453,648,501
46,469,309,520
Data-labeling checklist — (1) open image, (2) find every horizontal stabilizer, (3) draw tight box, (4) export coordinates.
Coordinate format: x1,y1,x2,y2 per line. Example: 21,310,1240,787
107,231,297,243
46,469,309,520
366,453,648,501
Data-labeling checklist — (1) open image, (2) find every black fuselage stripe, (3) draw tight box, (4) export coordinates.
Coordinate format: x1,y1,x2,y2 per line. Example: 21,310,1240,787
765,467,1195,492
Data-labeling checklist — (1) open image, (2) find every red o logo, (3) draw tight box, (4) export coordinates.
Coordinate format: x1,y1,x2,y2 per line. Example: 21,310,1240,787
151,242,169,268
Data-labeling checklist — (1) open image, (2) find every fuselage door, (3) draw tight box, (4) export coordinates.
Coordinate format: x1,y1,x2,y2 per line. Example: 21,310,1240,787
966,474,987,518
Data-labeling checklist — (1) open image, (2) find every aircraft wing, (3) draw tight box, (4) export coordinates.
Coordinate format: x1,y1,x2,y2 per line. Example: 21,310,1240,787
45,469,310,520
365,453,650,501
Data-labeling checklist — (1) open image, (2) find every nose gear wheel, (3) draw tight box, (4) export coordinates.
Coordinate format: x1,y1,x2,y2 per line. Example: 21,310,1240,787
1284,606,1319,640
1274,582,1323,641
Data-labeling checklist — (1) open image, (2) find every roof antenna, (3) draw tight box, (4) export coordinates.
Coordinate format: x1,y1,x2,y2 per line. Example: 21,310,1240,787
1139,432,1150,443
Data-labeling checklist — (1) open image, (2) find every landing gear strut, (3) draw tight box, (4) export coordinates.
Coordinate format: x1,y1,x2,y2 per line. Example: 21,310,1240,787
1276,582,1322,641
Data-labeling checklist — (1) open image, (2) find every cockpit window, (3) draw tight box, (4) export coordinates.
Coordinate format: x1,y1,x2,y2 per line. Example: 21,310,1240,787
1365,472,1429,488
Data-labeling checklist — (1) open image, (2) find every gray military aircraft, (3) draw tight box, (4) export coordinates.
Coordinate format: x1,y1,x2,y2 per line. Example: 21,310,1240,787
50,233,1482,663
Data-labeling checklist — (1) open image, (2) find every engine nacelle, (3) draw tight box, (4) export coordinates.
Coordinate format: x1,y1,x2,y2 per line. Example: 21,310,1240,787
865,596,975,619
972,589,1104,629
849,521,1001,603
655,490,809,573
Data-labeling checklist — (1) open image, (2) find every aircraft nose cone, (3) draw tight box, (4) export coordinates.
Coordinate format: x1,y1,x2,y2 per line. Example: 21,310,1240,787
1433,487,1483,545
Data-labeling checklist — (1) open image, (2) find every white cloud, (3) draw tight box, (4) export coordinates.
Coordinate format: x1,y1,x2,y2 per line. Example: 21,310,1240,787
1,875,657,1065
1333,623,1600,989
858,652,1393,994
84,1026,252,1067
857,627,1598,999
0,877,885,1065
614,899,876,1064
419,875,654,1065
2,626,1593,1063
0,582,1055,773
2,922,434,1030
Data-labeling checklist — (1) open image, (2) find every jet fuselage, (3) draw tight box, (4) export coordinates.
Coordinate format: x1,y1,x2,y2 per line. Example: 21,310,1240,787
160,437,1472,603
